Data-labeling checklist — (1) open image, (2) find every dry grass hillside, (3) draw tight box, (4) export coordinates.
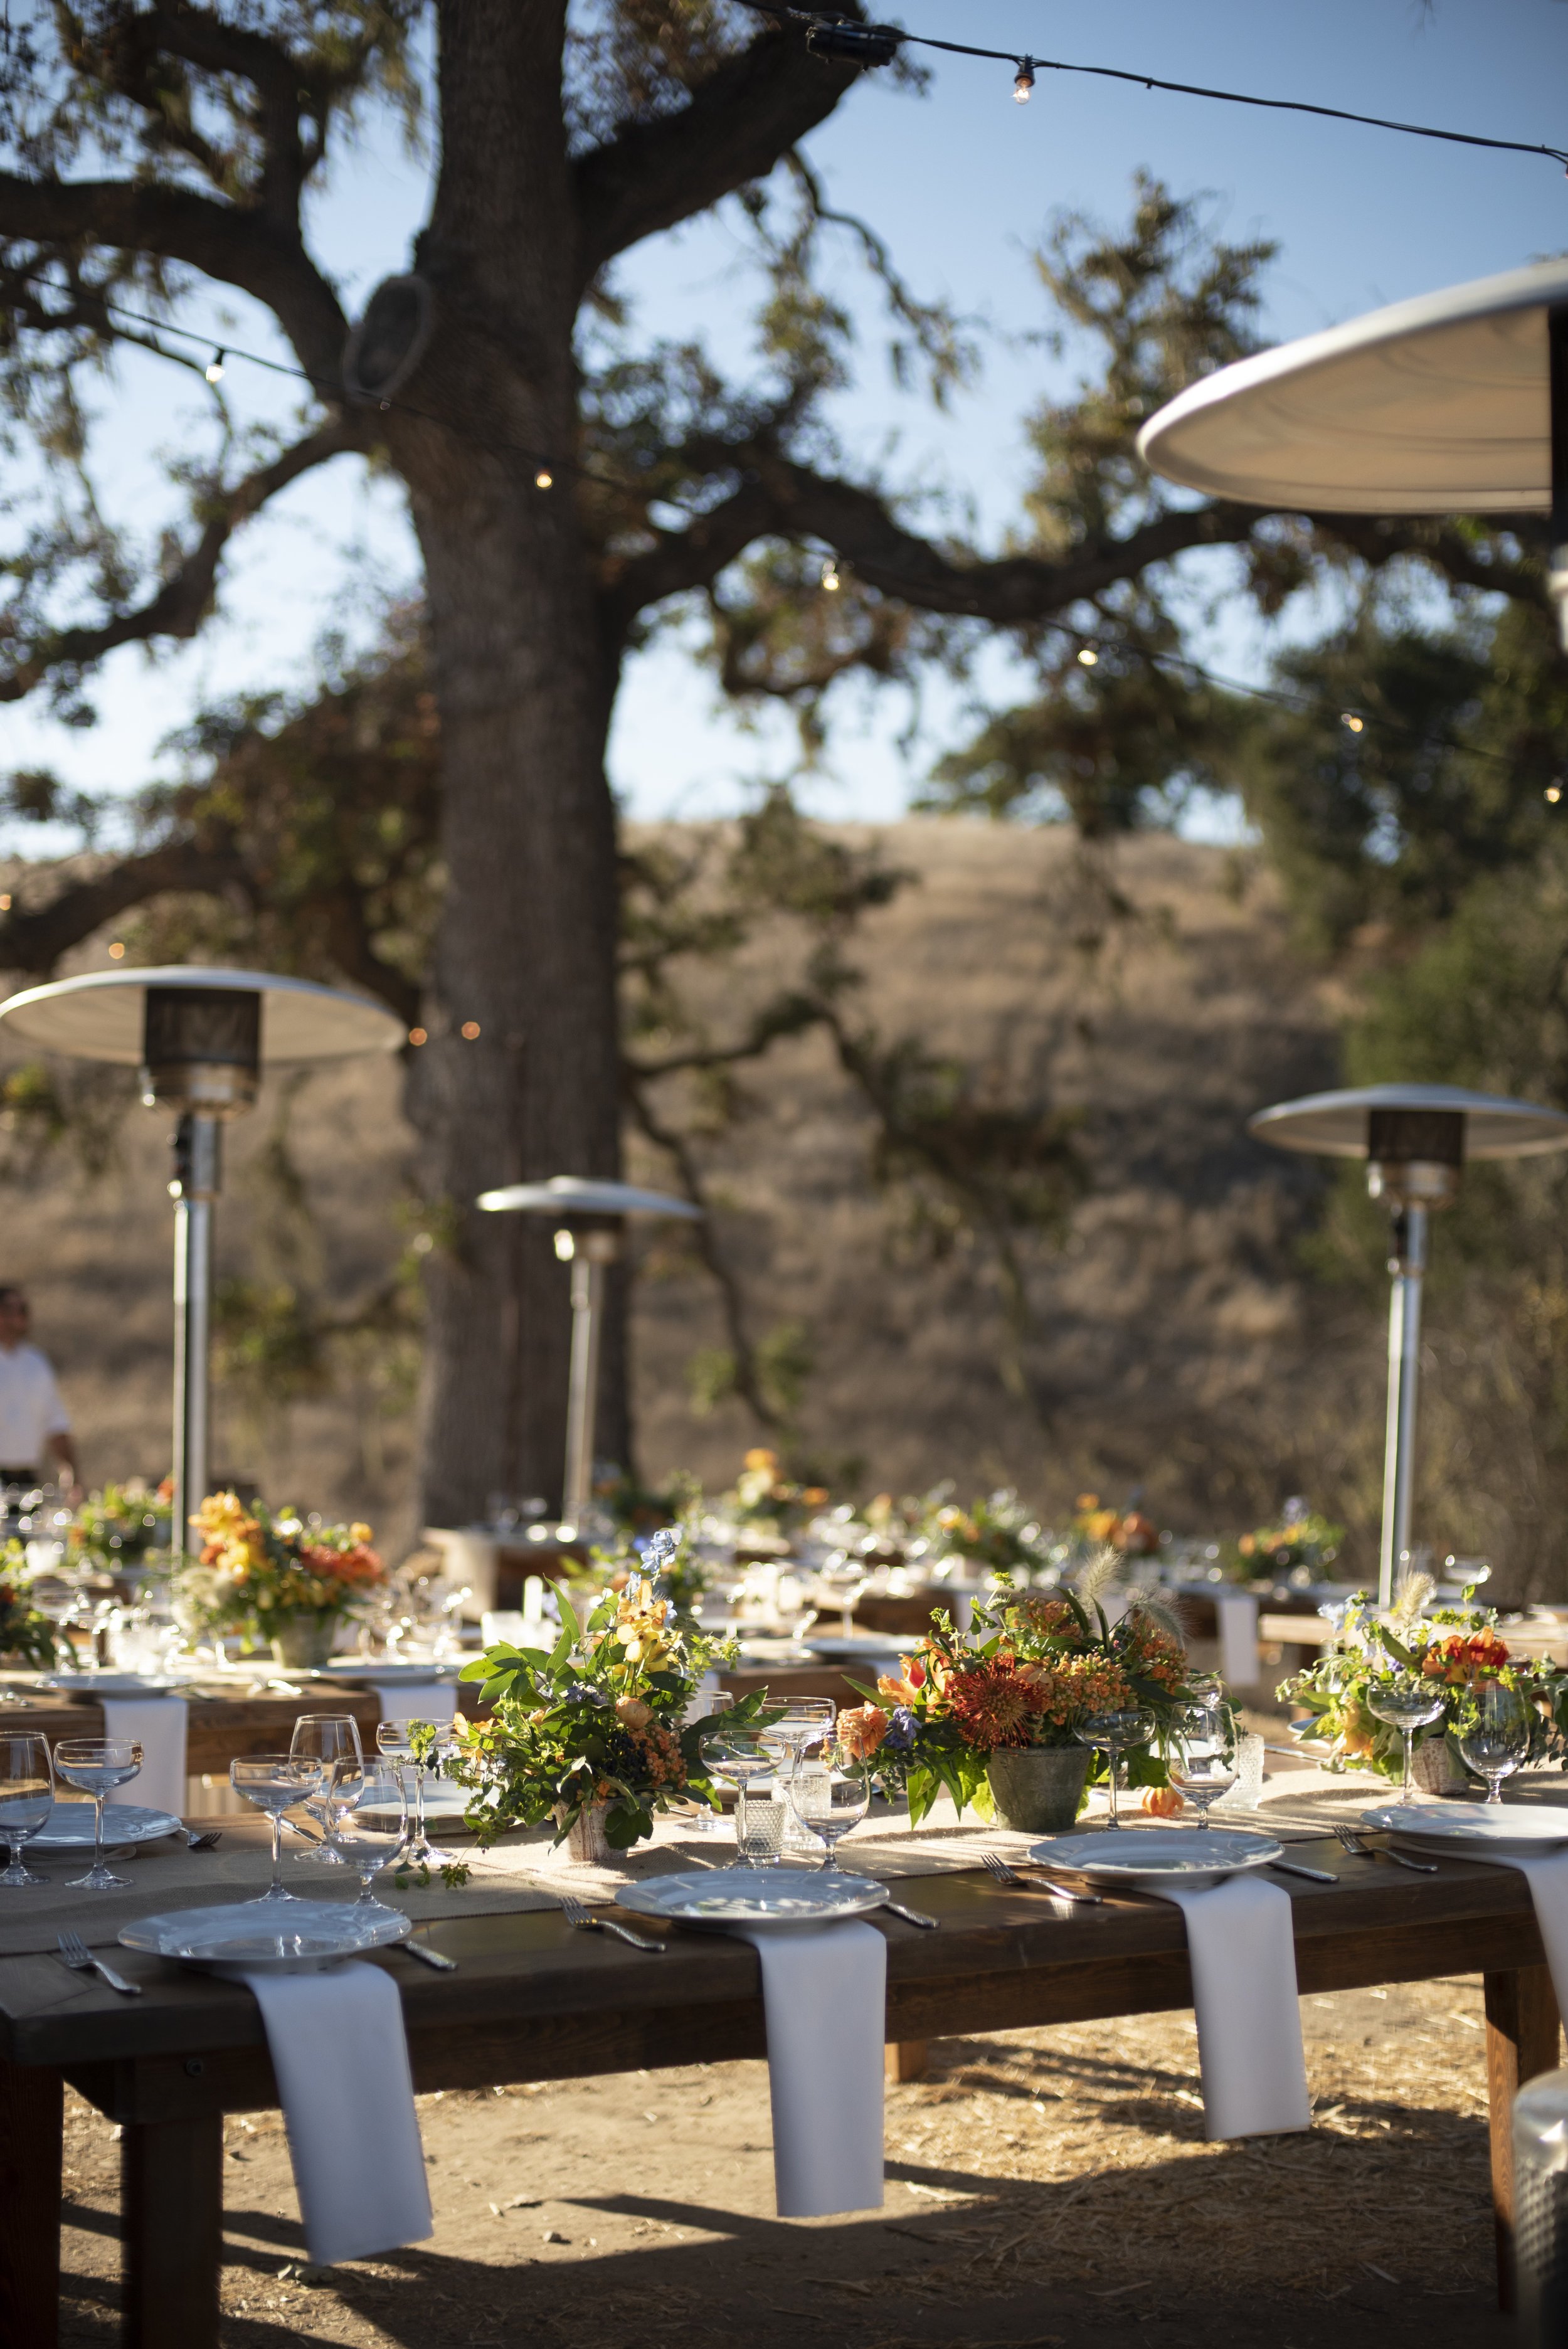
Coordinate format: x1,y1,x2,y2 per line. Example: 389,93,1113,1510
0,820,1498,1583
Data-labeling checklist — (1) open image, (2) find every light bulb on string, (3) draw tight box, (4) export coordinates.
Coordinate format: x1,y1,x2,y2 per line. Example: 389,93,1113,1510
534,469,554,490
1340,711,1365,733
1014,56,1035,103
821,558,842,592
1076,645,1098,667
203,347,226,384
1547,781,1564,804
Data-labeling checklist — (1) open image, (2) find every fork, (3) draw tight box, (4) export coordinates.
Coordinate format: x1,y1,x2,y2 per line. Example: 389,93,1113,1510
56,1929,140,1996
981,1851,1104,1905
559,1894,664,1952
1333,1825,1437,1874
186,1829,222,1852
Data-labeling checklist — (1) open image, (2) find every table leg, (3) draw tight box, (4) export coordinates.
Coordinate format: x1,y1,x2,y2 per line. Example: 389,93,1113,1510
886,2040,930,2083
123,2112,223,2349
0,2058,61,2349
1485,1963,1562,2312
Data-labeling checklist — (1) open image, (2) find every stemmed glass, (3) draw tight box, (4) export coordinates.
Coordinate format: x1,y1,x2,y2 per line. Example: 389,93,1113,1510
376,1717,457,1866
706,1734,778,1867
1074,1709,1153,1829
53,1738,142,1890
230,1755,326,1901
288,1714,365,1864
1367,1675,1448,1805
0,1734,54,1885
783,1759,873,1868
766,1699,837,1855
326,1758,408,1914
1166,1703,1237,1830
1458,1681,1530,1804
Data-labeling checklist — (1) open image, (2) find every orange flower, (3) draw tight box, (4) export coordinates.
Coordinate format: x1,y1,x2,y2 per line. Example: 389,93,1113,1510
1142,1784,1184,1818
877,1674,922,1707
615,1697,653,1731
837,1704,889,1761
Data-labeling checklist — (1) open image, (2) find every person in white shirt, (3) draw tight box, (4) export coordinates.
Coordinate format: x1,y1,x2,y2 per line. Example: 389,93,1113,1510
0,1286,77,1494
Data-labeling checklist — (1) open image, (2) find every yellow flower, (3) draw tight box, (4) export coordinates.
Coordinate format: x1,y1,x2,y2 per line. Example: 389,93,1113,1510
615,1697,653,1731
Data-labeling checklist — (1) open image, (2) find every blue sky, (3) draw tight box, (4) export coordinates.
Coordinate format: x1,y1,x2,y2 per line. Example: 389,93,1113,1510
3,0,1565,841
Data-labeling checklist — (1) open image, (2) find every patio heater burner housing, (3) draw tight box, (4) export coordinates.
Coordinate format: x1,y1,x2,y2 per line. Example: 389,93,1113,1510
139,985,262,1118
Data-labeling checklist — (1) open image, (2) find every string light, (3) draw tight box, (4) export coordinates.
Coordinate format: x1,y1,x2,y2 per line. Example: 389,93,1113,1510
1341,711,1365,733
1076,645,1097,666
408,1026,428,1044
821,558,842,591
737,1,1568,165
460,1020,481,1040
1014,56,1035,103
107,940,125,958
1547,783,1564,804
203,347,225,384
534,469,553,489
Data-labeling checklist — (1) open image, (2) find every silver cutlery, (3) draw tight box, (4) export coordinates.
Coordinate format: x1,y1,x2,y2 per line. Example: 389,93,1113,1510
186,1829,222,1852
56,1929,140,1996
878,1897,938,1929
1333,1825,1437,1874
403,1938,459,1971
559,1894,664,1952
1268,1857,1338,1884
981,1851,1105,1904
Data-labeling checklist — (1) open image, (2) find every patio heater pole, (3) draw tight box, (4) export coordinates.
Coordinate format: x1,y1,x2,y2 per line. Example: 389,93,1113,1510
556,1226,619,1529
171,1113,221,1559
1551,305,1568,650
1379,1199,1428,1607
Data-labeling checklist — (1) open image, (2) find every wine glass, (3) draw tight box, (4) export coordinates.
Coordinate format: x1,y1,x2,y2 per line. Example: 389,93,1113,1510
0,1734,54,1886
766,1699,837,1855
327,1758,408,1914
1073,1709,1153,1828
1166,1704,1237,1830
230,1755,326,1901
53,1737,142,1890
376,1717,457,1865
784,1763,873,1867
288,1714,365,1864
1458,1681,1530,1804
1367,1675,1448,1805
706,1734,778,1867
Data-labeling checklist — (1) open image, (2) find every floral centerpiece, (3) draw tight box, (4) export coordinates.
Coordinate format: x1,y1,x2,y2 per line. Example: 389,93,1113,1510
722,1448,829,1544
0,1542,67,1669
1234,1506,1343,1581
850,1561,1192,1830
1067,1493,1162,1557
579,1523,712,1621
70,1479,173,1577
923,1488,1056,1582
452,1572,777,1859
1278,1584,1568,1786
176,1492,387,1665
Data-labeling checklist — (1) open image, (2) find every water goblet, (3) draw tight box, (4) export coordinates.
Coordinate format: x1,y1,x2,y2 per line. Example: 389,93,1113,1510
53,1737,142,1890
1073,1709,1153,1828
706,1735,778,1867
784,1763,872,1867
1458,1681,1530,1804
767,1699,837,1855
327,1759,409,1914
1367,1675,1448,1804
376,1717,457,1865
230,1755,326,1901
1166,1704,1237,1830
289,1714,366,1864
0,1734,54,1886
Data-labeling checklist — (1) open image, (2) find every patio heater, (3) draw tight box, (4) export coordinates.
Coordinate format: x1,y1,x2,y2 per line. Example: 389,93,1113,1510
0,967,403,1556
475,1175,702,1529
1249,1084,1568,1606
1136,256,1568,650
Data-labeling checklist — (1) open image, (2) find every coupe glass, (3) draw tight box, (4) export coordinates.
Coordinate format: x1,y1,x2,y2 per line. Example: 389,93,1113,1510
1166,1704,1237,1829
230,1755,326,1901
327,1758,408,1913
1458,1681,1530,1804
706,1736,778,1867
784,1764,872,1867
0,1734,54,1886
376,1717,458,1865
288,1714,365,1864
53,1737,142,1890
1367,1675,1448,1805
1073,1709,1153,1828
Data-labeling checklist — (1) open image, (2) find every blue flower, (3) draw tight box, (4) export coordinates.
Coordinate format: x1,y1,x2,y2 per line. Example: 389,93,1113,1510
884,1706,918,1752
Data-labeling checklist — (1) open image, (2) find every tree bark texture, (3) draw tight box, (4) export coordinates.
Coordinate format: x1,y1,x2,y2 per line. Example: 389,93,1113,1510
400,2,626,1524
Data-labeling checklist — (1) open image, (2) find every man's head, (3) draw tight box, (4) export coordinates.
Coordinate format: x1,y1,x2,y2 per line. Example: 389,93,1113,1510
0,1288,29,1351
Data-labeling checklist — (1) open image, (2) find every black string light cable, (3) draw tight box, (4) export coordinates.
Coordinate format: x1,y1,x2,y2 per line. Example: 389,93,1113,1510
734,0,1568,172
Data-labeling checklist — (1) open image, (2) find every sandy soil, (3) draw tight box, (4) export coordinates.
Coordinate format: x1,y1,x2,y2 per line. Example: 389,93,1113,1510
59,1973,1513,2348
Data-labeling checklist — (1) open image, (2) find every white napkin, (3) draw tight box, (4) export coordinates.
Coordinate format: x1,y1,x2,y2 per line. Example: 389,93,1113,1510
732,1921,886,2217
1451,1848,1568,2020
1215,1593,1261,1689
237,1958,433,2266
99,1697,188,1815
370,1684,457,1727
1155,1877,1311,2140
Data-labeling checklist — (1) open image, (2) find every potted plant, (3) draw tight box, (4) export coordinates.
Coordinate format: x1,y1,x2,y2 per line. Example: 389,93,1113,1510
451,1568,778,1860
860,1559,1193,1831
176,1492,387,1665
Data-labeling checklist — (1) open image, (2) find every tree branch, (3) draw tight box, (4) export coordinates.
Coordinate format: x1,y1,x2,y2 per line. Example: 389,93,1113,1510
574,26,859,284
596,477,776,652
0,415,368,703
0,843,251,973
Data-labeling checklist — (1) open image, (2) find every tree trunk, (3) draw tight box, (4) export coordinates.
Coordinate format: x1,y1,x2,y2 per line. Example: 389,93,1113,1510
399,0,627,1527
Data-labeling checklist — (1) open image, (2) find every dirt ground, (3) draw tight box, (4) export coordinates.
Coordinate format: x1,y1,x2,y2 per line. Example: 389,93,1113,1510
59,1973,1515,2349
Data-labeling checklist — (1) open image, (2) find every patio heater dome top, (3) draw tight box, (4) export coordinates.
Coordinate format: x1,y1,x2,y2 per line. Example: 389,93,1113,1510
0,965,404,1066
1136,256,1568,514
1249,1082,1568,1162
477,1175,702,1220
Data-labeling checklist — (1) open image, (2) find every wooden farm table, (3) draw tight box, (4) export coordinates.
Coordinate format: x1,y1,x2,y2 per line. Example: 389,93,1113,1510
0,1822,1558,2348
0,1678,483,1778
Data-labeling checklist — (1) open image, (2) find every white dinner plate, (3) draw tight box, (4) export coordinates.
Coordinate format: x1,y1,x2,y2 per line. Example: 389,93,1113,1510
618,1867,887,1928
1028,1827,1285,1892
802,1635,904,1660
28,1803,183,1850
120,1896,410,1974
41,1673,193,1696
319,1660,461,1683
1362,1800,1568,1855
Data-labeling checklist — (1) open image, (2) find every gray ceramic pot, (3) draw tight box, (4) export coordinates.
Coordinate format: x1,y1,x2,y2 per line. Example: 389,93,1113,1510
985,1744,1090,1833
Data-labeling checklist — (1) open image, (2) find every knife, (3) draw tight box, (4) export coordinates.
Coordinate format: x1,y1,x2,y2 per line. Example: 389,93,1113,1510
403,1939,459,1971
1268,1857,1338,1884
